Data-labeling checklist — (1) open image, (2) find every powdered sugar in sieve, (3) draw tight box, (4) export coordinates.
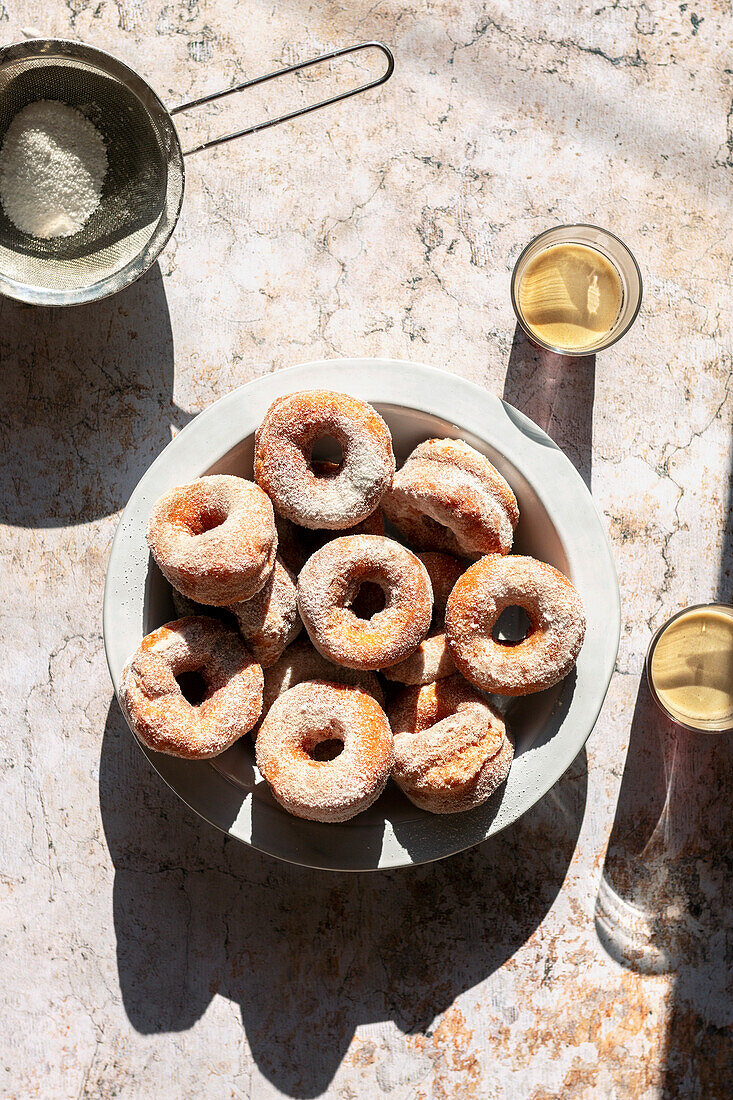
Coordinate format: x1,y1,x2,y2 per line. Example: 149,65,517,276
0,100,107,239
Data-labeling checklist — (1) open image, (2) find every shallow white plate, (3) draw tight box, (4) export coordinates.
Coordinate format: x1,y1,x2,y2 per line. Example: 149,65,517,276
104,359,620,870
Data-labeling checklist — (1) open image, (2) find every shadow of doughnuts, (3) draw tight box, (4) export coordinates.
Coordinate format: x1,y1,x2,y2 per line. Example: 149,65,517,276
100,697,586,1098
249,775,389,869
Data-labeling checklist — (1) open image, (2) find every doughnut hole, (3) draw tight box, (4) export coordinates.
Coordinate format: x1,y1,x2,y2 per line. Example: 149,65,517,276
303,726,346,761
310,436,344,470
187,502,229,536
492,606,533,646
350,580,387,620
176,668,209,706
309,738,345,761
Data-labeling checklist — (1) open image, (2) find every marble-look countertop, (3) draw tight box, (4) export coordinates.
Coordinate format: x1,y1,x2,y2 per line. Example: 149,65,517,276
1,1,731,1097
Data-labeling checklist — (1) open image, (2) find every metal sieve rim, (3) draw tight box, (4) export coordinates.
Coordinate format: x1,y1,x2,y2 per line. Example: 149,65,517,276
0,38,185,307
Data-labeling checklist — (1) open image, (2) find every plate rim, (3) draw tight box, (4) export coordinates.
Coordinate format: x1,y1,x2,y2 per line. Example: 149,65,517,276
103,357,620,871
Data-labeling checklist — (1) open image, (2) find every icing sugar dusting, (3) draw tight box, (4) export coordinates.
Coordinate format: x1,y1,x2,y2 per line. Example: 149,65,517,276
230,557,301,667
383,437,518,557
388,676,513,813
147,475,277,605
257,637,385,735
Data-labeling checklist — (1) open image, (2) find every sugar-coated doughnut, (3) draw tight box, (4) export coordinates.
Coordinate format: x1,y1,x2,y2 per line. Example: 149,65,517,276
445,555,586,695
170,558,300,667
258,637,384,732
275,499,385,575
417,552,464,611
256,680,394,822
383,552,462,684
120,616,263,759
387,675,513,814
383,438,518,558
230,557,301,668
147,475,277,605
297,534,433,670
171,587,234,625
255,390,395,529
383,629,456,685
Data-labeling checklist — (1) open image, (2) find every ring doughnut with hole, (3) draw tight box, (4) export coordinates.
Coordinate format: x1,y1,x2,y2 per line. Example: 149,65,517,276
120,616,263,759
387,675,514,814
297,534,433,670
254,390,395,529
147,475,277,605
445,555,586,695
255,680,394,822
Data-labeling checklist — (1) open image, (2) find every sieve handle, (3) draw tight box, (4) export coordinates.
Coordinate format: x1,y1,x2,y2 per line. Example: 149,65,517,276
170,41,394,156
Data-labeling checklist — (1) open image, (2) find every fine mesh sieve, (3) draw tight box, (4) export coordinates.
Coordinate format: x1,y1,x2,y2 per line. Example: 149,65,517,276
0,39,393,306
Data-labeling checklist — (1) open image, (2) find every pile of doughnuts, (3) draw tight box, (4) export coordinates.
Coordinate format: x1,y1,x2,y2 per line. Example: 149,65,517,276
120,389,586,824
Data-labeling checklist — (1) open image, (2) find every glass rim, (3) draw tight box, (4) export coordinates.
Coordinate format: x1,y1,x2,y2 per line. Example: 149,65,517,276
509,222,644,356
644,602,733,734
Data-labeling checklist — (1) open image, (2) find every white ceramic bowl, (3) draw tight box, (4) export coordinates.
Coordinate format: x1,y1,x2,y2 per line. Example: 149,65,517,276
104,359,620,870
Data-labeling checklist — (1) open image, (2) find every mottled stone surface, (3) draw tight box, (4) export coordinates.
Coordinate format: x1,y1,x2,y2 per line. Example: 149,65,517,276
1,1,732,1097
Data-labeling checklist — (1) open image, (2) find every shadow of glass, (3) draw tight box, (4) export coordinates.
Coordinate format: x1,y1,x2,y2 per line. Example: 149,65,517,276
100,697,587,1098
595,677,733,1097
0,264,194,527
503,323,595,489
717,447,732,604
